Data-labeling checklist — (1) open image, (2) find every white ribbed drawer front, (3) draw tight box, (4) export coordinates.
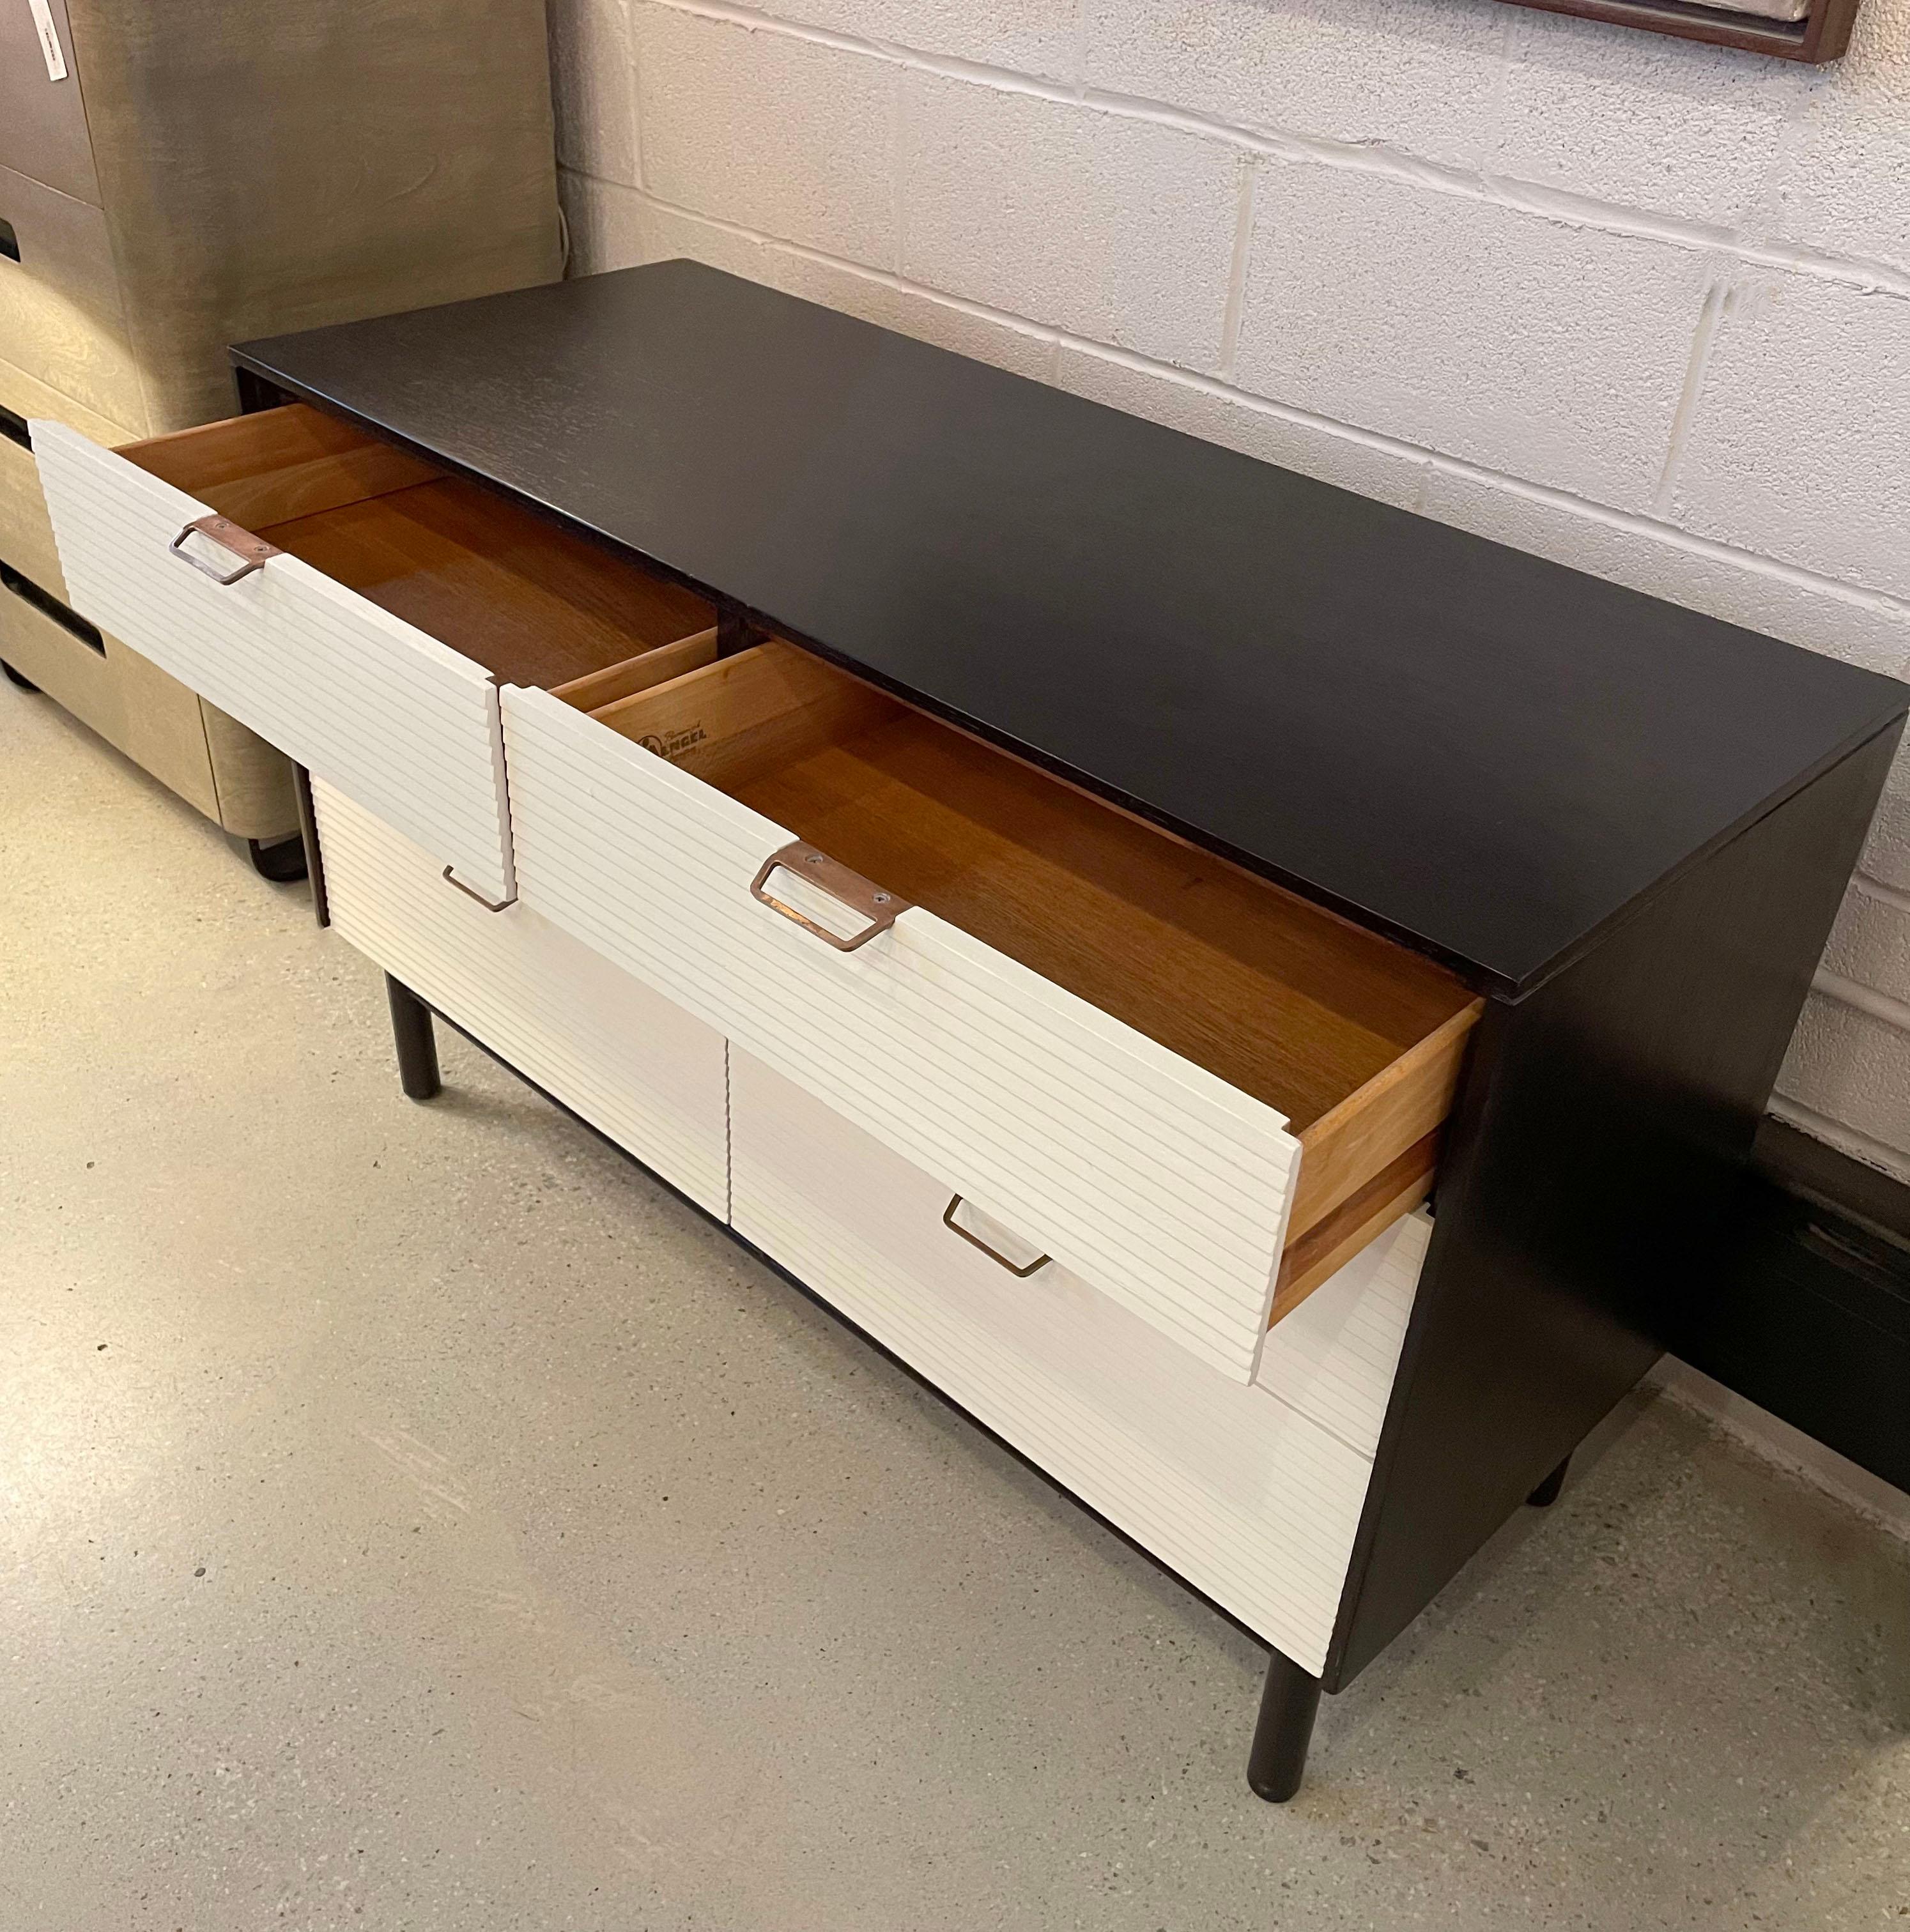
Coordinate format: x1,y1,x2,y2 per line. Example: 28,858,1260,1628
34,421,514,904
501,684,1303,1386
1255,1212,1427,1461
728,1050,1385,1673
312,783,728,1216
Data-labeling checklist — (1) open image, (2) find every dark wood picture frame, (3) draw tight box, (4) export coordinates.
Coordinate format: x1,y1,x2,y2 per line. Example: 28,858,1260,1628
1496,0,1862,61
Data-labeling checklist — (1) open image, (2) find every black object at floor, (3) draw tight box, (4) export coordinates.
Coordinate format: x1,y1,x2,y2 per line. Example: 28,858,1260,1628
229,833,308,882
1526,1455,1571,1508
1672,1118,1910,1496
2,659,38,691
1248,1650,1323,1803
386,976,442,1101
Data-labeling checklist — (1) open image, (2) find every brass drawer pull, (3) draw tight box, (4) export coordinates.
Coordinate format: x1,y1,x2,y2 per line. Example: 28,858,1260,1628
168,514,282,586
441,864,515,912
943,1195,1051,1277
750,839,911,953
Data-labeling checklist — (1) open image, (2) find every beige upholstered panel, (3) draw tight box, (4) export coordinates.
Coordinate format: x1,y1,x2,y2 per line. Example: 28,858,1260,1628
63,0,565,432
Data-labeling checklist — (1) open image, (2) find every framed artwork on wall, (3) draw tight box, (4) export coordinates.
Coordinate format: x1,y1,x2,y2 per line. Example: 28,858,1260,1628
1494,0,1862,61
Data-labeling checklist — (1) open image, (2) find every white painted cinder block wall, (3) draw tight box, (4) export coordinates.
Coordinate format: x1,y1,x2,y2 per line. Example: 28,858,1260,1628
549,0,1910,1181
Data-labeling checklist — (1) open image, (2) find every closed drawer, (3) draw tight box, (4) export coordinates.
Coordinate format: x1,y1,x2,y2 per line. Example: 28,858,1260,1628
0,164,141,429
0,354,132,600
312,782,730,1218
0,572,235,821
35,403,717,907
729,1049,1425,1673
0,0,97,204
0,560,113,729
504,642,1478,1384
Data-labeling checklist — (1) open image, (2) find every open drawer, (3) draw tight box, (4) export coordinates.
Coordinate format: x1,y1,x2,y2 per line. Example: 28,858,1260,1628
32,405,715,904
502,643,1482,1383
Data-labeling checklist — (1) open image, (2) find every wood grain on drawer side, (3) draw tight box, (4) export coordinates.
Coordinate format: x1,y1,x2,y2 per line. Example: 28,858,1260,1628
580,640,1481,1324
123,402,443,530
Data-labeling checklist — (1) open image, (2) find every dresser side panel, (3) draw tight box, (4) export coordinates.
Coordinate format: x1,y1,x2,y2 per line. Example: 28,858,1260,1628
1327,721,1906,1688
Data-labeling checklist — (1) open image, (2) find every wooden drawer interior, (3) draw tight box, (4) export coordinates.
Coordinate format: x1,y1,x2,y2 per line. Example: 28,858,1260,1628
585,641,1483,1321
125,404,1480,1321
118,404,718,695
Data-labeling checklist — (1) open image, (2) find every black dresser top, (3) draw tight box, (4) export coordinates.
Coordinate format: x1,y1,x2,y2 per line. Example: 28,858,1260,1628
235,261,1906,997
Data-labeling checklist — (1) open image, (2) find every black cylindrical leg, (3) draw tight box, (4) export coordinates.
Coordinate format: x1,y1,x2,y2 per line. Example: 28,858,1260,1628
1527,1454,1570,1508
386,976,441,1101
1247,1648,1322,1803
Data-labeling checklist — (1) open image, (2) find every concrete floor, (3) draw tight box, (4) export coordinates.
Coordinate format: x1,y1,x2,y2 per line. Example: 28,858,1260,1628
3,684,1907,1932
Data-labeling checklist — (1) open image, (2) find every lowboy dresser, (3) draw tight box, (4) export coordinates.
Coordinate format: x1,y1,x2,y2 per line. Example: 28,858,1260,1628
33,261,1909,1799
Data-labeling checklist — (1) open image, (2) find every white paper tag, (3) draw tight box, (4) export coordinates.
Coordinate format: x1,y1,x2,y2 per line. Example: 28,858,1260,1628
27,0,69,80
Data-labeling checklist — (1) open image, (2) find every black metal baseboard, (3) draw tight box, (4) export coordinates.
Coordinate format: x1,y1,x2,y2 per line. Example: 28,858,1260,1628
1670,1119,1910,1496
